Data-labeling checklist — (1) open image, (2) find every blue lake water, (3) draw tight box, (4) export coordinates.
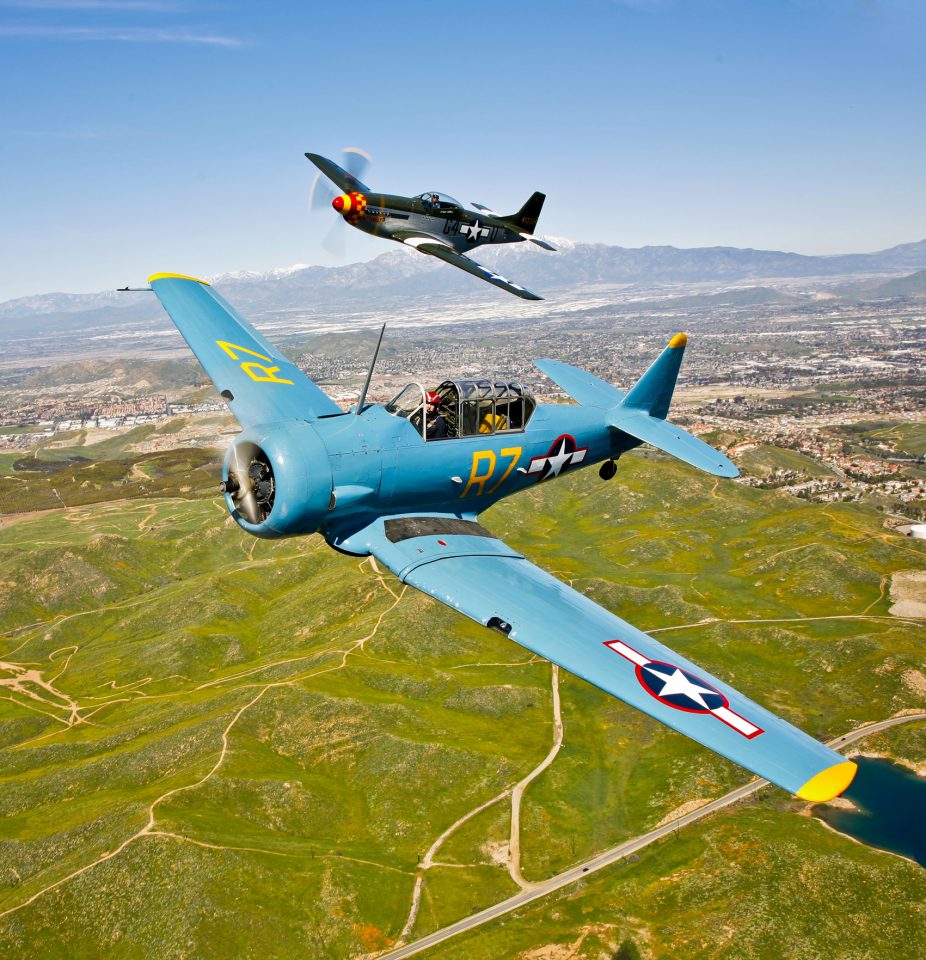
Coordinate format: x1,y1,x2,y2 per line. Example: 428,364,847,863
814,757,926,867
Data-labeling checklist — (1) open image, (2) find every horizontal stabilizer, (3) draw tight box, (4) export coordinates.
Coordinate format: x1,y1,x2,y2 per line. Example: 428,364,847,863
612,410,738,478
528,237,557,251
535,359,626,408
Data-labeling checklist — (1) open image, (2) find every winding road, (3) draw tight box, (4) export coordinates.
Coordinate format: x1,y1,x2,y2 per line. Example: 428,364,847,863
378,711,926,960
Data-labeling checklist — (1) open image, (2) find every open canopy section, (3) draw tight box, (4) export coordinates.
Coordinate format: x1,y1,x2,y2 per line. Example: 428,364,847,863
386,379,536,440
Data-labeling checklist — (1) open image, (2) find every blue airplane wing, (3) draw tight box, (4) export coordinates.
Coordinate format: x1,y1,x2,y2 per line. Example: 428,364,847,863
148,273,342,426
339,514,856,802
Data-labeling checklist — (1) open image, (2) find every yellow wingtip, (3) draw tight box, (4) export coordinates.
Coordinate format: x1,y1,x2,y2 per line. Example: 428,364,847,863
796,760,857,802
148,272,210,285
668,332,688,349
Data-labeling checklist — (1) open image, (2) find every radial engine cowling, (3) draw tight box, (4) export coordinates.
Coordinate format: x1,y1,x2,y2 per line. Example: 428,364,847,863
221,422,333,539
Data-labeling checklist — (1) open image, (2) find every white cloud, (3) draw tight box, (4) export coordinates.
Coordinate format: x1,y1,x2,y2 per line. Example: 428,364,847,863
0,1,178,9
0,24,243,45
0,0,177,13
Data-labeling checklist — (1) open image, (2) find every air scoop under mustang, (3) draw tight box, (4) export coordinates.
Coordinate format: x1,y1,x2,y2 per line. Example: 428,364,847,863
146,271,857,803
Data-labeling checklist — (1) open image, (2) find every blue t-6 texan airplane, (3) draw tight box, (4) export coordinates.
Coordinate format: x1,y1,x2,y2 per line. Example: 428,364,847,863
148,272,857,804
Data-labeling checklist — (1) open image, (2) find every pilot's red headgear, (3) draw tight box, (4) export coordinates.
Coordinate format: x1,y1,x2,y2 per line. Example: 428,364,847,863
426,391,440,405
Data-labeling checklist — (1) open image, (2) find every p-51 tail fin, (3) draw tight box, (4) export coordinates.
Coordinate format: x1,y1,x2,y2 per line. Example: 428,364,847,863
502,191,546,235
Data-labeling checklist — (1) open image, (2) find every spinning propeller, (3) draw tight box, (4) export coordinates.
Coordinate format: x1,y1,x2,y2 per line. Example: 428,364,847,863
308,146,372,255
221,442,275,525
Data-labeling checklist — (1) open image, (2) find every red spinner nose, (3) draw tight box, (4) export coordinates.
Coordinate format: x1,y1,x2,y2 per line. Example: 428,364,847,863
332,195,346,213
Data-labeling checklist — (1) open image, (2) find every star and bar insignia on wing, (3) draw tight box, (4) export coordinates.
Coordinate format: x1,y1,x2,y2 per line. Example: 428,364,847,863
604,639,764,739
527,434,588,482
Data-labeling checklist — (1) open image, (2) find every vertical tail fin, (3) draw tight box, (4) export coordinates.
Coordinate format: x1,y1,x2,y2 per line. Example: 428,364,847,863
538,336,737,478
621,333,687,420
612,332,738,477
502,191,546,234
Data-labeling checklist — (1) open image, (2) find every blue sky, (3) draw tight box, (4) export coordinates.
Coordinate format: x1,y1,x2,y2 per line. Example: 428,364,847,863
1,0,924,300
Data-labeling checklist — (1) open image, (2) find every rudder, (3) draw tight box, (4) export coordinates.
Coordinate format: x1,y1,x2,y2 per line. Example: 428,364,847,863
622,333,687,420
503,191,545,234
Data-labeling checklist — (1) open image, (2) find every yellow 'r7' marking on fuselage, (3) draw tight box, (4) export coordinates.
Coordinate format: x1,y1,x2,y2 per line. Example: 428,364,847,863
461,446,522,498
216,340,294,385
488,447,522,493
461,450,496,498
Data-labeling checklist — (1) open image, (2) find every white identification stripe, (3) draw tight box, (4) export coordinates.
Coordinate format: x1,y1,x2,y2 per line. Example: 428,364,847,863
402,236,451,249
571,449,587,464
527,458,546,473
604,639,649,667
712,705,760,737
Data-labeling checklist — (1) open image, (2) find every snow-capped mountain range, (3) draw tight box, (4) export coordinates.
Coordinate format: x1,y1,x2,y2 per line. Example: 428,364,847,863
2,237,925,341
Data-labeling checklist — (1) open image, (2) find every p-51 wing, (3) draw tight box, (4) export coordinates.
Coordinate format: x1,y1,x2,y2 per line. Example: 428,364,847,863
148,273,341,426
336,515,856,802
305,152,371,195
395,234,543,301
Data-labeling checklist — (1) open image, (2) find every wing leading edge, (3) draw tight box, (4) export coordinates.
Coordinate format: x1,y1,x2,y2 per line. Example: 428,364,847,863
340,515,856,802
305,152,371,194
148,274,341,426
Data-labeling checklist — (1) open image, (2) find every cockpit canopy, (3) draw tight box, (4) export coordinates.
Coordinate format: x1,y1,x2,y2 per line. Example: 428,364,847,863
386,379,536,440
418,191,462,212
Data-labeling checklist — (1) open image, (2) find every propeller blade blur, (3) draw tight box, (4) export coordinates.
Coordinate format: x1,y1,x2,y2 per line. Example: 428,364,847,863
309,171,337,211
322,217,346,256
343,146,372,184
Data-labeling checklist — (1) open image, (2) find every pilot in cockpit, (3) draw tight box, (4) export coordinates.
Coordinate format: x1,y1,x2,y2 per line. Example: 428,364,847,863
425,391,448,440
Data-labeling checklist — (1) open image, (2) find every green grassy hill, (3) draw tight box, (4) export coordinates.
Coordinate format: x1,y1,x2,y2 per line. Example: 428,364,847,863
1,451,924,958
19,358,206,392
736,444,836,479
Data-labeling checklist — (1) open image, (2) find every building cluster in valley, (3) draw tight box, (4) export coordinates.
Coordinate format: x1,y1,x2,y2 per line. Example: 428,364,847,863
0,395,225,449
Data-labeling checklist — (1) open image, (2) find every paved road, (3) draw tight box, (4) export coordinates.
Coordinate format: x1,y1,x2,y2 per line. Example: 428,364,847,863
379,712,926,960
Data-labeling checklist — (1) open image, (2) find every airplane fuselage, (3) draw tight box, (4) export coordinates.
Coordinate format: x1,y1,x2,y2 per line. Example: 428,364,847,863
342,193,525,254
225,400,641,549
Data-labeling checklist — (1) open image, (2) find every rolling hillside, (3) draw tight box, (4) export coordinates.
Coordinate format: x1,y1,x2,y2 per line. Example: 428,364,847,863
1,451,924,958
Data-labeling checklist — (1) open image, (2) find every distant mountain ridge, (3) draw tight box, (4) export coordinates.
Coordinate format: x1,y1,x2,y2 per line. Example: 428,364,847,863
2,237,925,338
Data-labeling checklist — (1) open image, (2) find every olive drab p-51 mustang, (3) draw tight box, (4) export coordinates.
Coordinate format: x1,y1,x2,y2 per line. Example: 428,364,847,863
147,272,857,804
305,151,555,301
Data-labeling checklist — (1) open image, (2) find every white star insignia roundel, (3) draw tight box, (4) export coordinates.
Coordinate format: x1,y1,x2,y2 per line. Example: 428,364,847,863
461,220,489,242
603,639,764,739
527,434,588,482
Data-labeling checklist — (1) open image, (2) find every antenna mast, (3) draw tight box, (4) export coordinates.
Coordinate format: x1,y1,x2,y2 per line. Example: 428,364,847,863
355,323,386,415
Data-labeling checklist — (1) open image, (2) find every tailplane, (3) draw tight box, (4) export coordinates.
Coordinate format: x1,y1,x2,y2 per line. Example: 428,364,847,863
616,332,737,476
535,334,738,478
